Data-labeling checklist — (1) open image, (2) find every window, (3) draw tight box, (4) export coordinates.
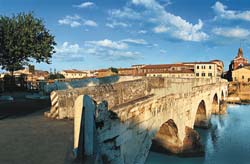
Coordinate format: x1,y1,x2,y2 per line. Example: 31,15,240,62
234,77,237,81
209,65,212,69
197,66,199,69
203,65,206,69
248,78,250,82
202,73,205,77
208,73,212,77
196,73,199,77
242,76,244,79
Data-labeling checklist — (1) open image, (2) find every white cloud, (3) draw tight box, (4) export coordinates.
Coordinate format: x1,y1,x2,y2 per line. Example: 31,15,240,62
55,42,82,54
153,25,169,33
58,15,81,27
73,2,94,8
212,1,250,21
86,39,128,50
132,0,208,41
212,27,250,38
138,30,147,34
84,20,98,27
108,7,141,19
54,42,85,61
106,21,129,28
58,15,98,27
121,38,148,45
107,50,142,60
84,39,144,60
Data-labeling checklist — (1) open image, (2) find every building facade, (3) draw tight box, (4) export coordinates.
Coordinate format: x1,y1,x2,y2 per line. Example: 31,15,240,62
232,67,250,82
194,62,217,78
60,70,88,79
230,48,248,70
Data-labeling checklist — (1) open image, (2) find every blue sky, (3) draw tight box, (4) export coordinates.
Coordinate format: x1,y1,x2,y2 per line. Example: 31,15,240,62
1,0,250,71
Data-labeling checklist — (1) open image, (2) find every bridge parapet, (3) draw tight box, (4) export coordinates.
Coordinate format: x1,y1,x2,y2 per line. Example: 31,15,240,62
73,77,228,163
45,77,228,119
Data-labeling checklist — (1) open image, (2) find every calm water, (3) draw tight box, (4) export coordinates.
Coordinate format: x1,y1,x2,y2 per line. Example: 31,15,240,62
146,105,250,164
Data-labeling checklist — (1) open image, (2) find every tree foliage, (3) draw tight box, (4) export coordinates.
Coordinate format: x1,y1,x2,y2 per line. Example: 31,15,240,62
48,73,65,80
0,12,56,73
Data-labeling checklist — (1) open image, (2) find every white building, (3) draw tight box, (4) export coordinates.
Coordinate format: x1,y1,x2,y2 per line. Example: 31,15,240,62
60,69,88,79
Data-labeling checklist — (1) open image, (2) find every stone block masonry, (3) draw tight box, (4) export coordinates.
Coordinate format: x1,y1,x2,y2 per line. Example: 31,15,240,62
58,77,228,164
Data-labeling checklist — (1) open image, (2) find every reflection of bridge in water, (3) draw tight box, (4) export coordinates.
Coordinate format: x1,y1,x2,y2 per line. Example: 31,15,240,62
46,77,228,164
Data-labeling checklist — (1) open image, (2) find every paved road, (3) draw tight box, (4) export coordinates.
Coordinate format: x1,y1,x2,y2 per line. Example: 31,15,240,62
0,92,75,164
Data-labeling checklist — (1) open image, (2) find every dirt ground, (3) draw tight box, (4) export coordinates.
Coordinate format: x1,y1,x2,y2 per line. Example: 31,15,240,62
0,92,75,164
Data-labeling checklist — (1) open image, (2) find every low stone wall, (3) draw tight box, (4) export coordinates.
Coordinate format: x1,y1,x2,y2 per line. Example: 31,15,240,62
45,77,227,119
228,82,250,103
45,78,155,119
44,75,142,94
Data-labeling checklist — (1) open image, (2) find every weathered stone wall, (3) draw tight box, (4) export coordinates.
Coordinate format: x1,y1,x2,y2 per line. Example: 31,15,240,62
72,77,228,164
228,82,250,102
44,75,142,93
46,77,226,119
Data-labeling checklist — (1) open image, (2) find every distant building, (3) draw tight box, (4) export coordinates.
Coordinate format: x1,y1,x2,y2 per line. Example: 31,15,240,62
96,68,117,77
230,48,248,70
146,69,195,78
139,64,193,76
232,66,250,82
60,69,88,79
193,62,217,78
182,60,223,78
118,68,135,76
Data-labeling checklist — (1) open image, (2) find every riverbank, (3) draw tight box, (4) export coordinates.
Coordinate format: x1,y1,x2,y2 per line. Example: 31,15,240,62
0,109,74,164
227,82,250,104
0,91,76,164
146,105,250,164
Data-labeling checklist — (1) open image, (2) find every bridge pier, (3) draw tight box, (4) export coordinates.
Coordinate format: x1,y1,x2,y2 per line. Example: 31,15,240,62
68,77,228,164
151,120,204,156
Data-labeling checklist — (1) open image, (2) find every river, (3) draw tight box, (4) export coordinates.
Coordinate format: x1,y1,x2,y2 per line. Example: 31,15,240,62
146,104,250,164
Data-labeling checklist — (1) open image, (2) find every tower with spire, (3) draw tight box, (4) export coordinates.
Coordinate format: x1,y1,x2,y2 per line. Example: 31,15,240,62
231,47,248,70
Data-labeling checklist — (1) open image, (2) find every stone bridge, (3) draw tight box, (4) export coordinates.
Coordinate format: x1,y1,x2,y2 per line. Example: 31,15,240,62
45,77,228,164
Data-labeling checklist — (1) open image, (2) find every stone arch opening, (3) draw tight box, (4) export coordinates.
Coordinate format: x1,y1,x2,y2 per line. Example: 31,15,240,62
151,119,182,154
219,91,227,114
194,100,208,128
221,91,224,101
212,94,219,114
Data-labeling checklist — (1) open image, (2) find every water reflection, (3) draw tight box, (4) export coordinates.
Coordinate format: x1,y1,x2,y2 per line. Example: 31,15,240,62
146,105,250,164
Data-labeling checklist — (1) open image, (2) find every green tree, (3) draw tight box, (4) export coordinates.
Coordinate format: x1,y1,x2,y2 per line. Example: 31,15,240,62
0,12,56,76
48,73,65,80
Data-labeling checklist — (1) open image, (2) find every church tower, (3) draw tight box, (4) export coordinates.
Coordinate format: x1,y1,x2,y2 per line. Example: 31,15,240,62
231,47,248,70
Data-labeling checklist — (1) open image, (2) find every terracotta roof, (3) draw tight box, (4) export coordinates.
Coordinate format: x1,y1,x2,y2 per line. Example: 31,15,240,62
62,69,87,74
182,62,215,64
147,69,194,74
142,64,187,69
118,68,134,71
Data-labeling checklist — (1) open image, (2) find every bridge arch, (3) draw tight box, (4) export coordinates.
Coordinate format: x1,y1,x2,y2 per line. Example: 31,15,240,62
194,100,208,128
212,93,219,114
221,91,224,101
152,119,182,154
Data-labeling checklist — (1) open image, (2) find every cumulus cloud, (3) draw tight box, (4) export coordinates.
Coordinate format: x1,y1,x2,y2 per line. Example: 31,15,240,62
106,21,129,28
131,0,208,41
58,15,98,27
121,38,148,45
212,27,250,38
138,30,147,34
73,2,94,8
108,7,142,19
58,15,82,27
84,39,144,60
212,1,250,21
54,42,85,61
153,25,169,33
83,20,98,27
86,39,128,50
